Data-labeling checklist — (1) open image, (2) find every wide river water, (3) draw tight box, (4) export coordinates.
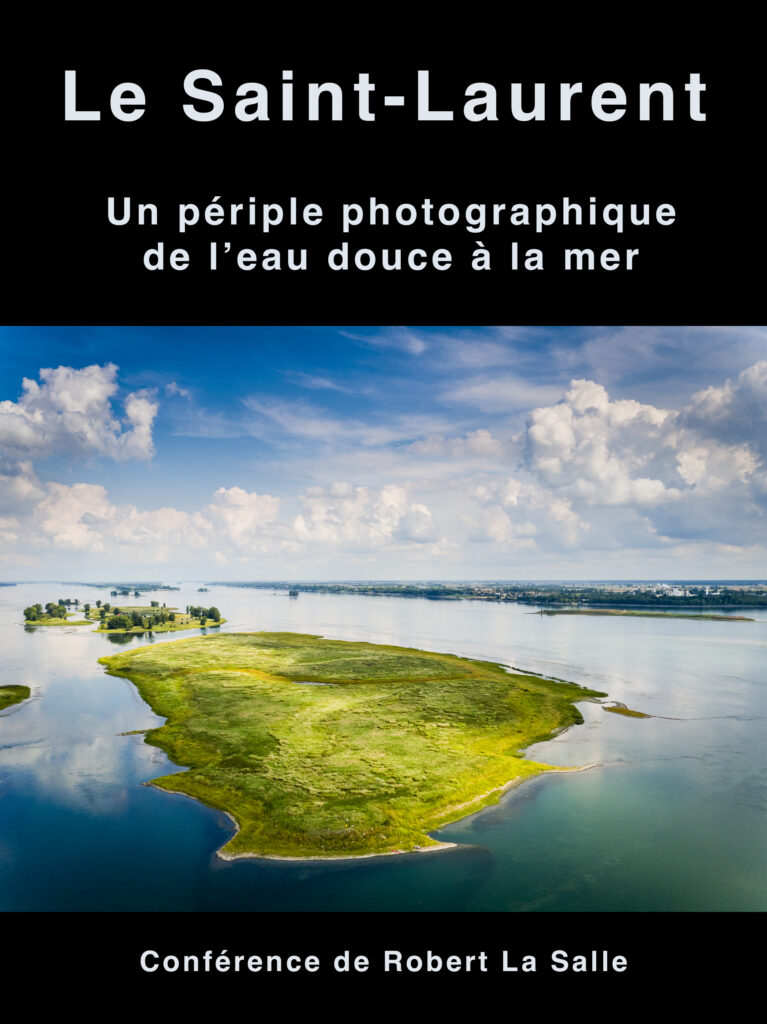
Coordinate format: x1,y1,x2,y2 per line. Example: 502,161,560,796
1,582,765,911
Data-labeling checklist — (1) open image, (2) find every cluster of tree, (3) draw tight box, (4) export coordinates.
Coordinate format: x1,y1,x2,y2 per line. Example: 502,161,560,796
105,609,177,631
24,601,71,621
24,597,88,621
185,605,221,625
106,614,132,630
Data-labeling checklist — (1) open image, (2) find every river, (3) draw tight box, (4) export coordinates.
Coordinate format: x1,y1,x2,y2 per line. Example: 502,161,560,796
1,582,765,911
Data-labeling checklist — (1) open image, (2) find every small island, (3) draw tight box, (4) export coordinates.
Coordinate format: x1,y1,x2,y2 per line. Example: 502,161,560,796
88,602,225,634
0,684,31,711
100,631,606,859
23,599,226,634
23,599,91,625
603,702,650,718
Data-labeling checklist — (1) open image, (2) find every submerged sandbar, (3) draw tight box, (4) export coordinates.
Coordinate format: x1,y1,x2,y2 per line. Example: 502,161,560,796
100,632,605,859
535,609,754,621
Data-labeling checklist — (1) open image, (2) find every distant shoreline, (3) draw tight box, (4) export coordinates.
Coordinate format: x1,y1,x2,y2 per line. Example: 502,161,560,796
207,580,767,611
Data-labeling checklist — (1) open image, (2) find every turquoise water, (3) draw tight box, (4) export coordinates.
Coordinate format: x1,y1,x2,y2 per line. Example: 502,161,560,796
1,583,765,910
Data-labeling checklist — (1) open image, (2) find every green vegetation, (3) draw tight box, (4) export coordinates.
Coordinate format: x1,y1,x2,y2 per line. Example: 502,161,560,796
23,600,91,625
0,685,31,711
537,609,754,621
87,604,226,634
22,598,224,632
100,631,605,859
24,618,91,626
603,704,650,718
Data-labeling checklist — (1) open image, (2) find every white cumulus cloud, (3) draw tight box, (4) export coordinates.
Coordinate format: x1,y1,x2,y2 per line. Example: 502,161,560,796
292,482,439,548
203,487,281,549
0,363,158,461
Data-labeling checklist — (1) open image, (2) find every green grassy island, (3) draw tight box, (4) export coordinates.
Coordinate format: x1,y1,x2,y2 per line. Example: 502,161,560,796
0,685,31,711
100,632,605,859
603,703,650,718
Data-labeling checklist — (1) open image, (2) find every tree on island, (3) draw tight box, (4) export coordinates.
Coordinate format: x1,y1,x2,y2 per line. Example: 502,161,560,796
185,604,220,624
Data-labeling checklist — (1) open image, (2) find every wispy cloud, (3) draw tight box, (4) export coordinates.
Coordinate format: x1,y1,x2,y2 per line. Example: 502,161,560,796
442,375,563,412
282,371,352,393
339,327,429,356
170,409,244,439
242,396,460,448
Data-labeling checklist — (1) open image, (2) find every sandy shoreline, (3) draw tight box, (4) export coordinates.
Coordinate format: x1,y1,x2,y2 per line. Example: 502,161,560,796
216,813,459,862
207,761,601,863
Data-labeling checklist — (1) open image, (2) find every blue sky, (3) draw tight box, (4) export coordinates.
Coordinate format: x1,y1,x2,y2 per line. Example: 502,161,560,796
1,325,766,579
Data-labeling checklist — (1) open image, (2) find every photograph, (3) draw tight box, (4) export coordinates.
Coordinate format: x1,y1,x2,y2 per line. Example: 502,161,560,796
1,325,764,917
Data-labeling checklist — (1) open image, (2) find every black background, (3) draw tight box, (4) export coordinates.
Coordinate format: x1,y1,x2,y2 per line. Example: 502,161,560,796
4,13,764,1004
8,20,765,324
